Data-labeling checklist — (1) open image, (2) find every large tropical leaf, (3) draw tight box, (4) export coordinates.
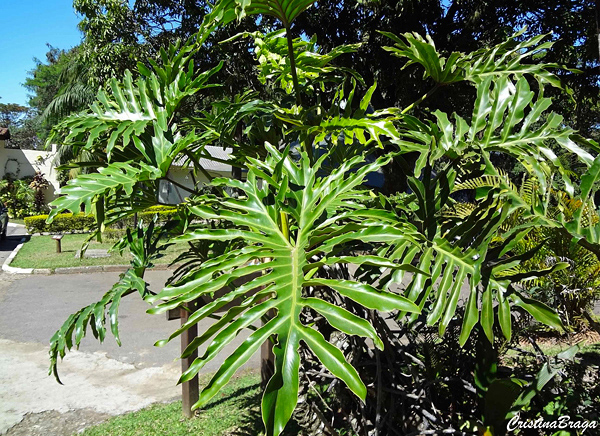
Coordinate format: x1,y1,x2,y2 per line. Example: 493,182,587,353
396,77,589,193
359,164,566,346
206,0,315,29
46,126,199,227
48,39,222,162
46,39,222,228
381,28,565,88
147,144,420,436
47,161,161,222
275,80,400,154
225,29,361,94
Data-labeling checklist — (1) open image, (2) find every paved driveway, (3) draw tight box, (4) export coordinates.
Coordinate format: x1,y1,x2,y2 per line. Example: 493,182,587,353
0,259,259,435
0,224,27,266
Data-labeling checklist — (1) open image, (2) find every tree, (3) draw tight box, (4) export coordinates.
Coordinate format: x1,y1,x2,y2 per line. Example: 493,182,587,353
293,0,600,138
45,1,600,435
23,46,95,140
39,48,95,126
0,101,41,150
68,0,600,142
72,0,271,98
0,102,29,127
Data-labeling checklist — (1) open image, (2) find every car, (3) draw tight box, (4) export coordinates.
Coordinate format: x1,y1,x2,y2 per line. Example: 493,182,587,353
0,203,8,241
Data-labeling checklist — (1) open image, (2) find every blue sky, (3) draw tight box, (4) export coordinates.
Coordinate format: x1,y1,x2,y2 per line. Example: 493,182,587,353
0,0,83,106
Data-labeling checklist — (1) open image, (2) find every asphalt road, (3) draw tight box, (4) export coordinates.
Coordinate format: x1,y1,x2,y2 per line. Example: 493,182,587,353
0,269,262,369
0,229,259,435
0,224,27,266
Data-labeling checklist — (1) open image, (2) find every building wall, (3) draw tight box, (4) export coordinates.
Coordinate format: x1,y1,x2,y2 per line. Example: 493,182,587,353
0,141,59,202
0,139,234,206
158,167,230,205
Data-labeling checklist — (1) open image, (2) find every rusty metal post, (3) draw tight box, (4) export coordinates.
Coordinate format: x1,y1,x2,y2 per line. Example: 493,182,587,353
180,300,200,418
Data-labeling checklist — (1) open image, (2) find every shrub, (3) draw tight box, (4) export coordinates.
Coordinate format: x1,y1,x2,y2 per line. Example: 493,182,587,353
25,207,179,234
102,228,127,241
141,205,178,223
0,177,36,218
25,213,96,234
111,206,178,229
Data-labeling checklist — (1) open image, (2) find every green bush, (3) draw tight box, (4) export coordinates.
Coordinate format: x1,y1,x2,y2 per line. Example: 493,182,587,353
25,213,96,234
142,205,178,221
111,206,178,229
25,207,179,234
102,228,127,241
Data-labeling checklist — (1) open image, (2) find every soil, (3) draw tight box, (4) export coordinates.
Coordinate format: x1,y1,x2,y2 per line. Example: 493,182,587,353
5,409,111,436
519,329,600,350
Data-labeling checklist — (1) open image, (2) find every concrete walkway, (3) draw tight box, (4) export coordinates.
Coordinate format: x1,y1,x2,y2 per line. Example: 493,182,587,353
0,339,181,435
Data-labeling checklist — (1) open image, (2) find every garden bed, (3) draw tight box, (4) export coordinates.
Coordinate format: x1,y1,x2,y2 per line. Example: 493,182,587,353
10,234,188,270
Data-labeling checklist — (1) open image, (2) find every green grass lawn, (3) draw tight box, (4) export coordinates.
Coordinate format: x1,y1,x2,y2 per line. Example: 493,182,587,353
11,233,188,269
78,372,263,436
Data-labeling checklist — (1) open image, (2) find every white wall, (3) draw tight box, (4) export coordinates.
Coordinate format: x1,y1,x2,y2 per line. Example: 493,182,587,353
159,167,230,205
0,141,59,201
0,140,234,206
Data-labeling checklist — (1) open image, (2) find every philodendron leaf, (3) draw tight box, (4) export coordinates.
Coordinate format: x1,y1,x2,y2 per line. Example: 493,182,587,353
207,0,315,29
149,145,419,436
382,29,563,88
510,291,564,331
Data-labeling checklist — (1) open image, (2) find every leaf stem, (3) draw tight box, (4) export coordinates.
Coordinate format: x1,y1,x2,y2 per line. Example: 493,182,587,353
280,211,289,241
285,24,302,107
164,176,195,194
284,25,313,163
401,85,440,114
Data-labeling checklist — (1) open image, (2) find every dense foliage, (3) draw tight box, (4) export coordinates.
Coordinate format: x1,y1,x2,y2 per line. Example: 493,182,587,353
24,212,96,234
0,103,41,150
24,206,177,234
0,176,40,218
45,0,600,435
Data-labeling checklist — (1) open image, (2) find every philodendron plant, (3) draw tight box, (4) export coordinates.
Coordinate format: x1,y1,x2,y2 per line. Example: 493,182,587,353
46,0,600,435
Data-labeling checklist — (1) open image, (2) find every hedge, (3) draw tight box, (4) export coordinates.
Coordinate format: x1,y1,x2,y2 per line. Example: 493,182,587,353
111,206,179,229
102,228,127,241
25,206,179,234
25,213,96,234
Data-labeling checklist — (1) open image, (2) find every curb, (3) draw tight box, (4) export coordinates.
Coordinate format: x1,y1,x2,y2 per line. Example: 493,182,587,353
2,238,33,274
2,241,174,275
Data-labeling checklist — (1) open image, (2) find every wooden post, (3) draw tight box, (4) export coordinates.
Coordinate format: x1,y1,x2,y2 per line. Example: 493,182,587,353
260,302,276,387
260,333,275,386
52,234,63,253
180,300,200,418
